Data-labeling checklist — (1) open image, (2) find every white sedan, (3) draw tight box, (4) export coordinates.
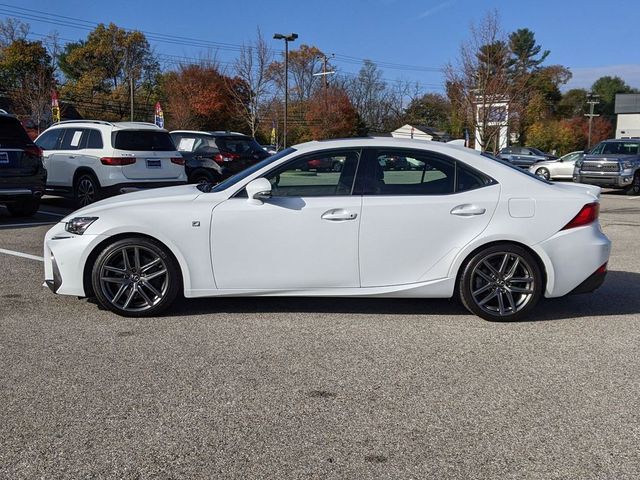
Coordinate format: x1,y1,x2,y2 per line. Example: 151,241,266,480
44,138,611,321
529,151,584,180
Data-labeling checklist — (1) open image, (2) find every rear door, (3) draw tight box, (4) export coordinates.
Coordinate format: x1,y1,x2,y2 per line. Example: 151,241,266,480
358,148,500,287
114,129,183,180
0,116,40,178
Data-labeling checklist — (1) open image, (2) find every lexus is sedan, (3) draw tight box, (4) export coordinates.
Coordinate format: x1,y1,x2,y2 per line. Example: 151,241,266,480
44,138,611,321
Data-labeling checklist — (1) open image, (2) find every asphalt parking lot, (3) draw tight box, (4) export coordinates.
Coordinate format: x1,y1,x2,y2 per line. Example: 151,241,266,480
1,192,640,479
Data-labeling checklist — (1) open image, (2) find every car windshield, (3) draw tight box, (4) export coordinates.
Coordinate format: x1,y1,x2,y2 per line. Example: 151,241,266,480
216,136,266,156
481,151,552,184
591,141,640,155
201,147,297,193
112,130,176,151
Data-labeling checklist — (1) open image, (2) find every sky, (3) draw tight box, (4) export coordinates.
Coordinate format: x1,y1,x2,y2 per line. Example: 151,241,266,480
2,0,639,94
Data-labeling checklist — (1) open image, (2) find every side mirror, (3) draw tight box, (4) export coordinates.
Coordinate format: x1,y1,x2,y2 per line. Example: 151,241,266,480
246,178,272,205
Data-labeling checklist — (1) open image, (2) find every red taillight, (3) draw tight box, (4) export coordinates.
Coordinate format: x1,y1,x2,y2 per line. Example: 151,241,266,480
596,262,607,274
214,152,241,163
562,202,599,230
24,145,43,158
100,157,136,166
170,157,185,165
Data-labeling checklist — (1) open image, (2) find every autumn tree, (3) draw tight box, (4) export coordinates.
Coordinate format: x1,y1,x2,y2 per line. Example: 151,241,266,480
305,86,360,140
160,62,245,131
558,88,588,118
402,93,452,132
0,39,55,131
58,23,158,121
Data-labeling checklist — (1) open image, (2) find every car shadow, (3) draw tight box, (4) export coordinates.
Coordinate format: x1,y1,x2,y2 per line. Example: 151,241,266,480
165,270,640,322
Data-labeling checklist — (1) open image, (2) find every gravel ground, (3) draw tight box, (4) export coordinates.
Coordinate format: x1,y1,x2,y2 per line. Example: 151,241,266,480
0,193,639,479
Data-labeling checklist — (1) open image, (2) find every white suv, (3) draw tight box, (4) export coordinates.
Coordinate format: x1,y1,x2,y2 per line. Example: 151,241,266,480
35,121,187,206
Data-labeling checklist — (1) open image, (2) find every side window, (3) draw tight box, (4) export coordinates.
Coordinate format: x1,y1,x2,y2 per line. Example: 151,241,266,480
367,150,455,195
173,135,198,153
59,128,85,150
35,129,62,150
457,162,494,192
83,129,103,149
265,149,361,197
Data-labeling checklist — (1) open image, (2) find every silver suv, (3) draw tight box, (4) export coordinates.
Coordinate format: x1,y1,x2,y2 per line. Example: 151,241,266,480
36,120,187,206
573,139,640,195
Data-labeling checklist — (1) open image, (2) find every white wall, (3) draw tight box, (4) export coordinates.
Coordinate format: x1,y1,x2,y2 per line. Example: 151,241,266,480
616,114,640,138
391,125,433,141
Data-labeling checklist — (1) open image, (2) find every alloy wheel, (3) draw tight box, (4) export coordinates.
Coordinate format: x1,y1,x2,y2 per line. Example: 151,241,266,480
470,252,536,317
98,245,169,313
77,177,96,207
535,168,550,180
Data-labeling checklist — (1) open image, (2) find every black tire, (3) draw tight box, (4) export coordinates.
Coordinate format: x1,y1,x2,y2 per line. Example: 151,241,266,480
332,162,343,172
626,172,640,196
6,197,40,217
74,173,101,208
189,171,218,185
535,167,551,180
91,237,181,317
458,243,543,322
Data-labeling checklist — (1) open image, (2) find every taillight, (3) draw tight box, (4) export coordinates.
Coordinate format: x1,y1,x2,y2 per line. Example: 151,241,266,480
24,145,43,158
100,157,136,166
214,152,241,163
562,202,599,230
171,157,185,165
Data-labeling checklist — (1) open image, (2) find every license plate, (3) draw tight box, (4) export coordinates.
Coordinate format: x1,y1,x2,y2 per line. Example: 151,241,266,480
146,159,161,169
0,152,8,164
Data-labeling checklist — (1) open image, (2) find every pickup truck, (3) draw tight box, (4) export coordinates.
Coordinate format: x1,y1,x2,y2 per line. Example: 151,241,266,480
573,139,640,195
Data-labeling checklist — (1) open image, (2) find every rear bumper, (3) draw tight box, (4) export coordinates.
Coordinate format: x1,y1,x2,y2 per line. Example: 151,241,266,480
573,174,633,189
569,265,607,295
103,181,187,195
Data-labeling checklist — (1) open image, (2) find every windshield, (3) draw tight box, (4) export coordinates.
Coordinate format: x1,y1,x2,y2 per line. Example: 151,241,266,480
481,151,552,184
201,147,297,193
590,141,640,155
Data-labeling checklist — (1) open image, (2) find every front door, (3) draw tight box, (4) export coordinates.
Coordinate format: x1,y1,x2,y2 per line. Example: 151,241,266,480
211,149,363,290
358,148,500,287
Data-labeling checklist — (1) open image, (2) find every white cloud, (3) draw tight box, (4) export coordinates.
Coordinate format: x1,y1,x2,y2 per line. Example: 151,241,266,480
417,1,455,19
565,64,640,90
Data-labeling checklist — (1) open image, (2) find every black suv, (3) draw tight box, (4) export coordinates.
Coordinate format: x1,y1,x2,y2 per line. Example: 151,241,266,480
0,114,47,217
170,130,269,183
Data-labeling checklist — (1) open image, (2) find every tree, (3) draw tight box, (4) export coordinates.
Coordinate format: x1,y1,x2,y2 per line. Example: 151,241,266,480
0,18,29,48
0,39,55,131
227,29,273,137
345,60,391,131
268,44,325,104
305,86,360,140
445,10,518,152
508,28,549,76
58,23,159,121
160,62,244,131
402,93,451,131
591,76,637,116
558,88,588,118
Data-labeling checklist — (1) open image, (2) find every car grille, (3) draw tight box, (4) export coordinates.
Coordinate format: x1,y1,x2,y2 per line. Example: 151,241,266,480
581,161,619,173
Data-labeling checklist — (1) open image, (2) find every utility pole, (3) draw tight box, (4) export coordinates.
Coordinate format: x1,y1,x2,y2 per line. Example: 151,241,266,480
585,92,600,149
130,75,134,122
273,33,298,148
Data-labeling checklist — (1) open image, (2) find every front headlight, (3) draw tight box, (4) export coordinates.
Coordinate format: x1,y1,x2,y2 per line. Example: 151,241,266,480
65,217,98,235
622,160,633,170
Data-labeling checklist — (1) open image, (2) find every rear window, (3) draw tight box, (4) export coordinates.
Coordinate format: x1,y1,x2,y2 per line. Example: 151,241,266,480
216,136,265,155
0,116,32,147
112,130,176,151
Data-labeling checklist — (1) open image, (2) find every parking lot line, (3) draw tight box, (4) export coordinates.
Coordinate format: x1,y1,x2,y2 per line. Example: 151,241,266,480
0,248,44,262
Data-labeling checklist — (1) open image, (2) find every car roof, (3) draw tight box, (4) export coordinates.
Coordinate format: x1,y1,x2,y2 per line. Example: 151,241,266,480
48,120,164,131
170,130,249,137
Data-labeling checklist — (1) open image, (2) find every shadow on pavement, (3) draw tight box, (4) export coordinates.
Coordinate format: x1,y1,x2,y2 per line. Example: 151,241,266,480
165,270,640,322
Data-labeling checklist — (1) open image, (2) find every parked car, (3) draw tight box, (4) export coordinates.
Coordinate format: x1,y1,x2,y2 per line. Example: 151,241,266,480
499,146,558,168
35,121,186,207
302,156,344,172
44,138,610,322
0,113,47,217
573,139,640,195
529,151,584,180
170,131,269,182
261,144,278,155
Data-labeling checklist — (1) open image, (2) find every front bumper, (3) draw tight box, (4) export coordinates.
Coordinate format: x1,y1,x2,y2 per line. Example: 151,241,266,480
573,174,633,189
44,222,105,296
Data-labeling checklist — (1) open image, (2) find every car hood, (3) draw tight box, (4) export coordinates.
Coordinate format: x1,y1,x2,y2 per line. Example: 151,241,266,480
552,182,601,200
531,159,559,167
61,184,205,221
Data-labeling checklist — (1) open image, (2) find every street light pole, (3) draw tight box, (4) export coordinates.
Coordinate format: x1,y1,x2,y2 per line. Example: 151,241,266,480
273,33,298,148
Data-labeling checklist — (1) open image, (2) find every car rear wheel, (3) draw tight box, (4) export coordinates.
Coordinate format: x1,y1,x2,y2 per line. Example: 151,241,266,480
535,167,550,180
189,171,219,185
626,172,640,196
74,173,101,208
6,197,40,217
459,244,543,321
91,237,180,317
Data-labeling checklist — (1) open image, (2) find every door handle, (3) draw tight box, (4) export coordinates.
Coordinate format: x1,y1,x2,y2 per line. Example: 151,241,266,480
450,204,486,216
321,209,358,221
68,155,76,159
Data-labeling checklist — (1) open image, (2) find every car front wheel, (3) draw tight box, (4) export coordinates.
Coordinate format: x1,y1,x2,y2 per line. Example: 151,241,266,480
459,244,543,321
91,237,181,317
535,167,550,180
